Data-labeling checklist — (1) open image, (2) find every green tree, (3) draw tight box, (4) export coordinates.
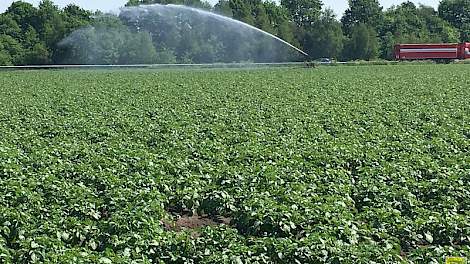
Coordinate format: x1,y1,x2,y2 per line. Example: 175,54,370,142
126,0,141,6
0,49,12,65
263,2,300,49
281,0,322,28
343,23,378,60
2,0,92,65
379,31,396,59
60,15,161,65
126,0,211,9
23,26,40,49
303,8,344,59
341,0,384,36
418,5,459,42
255,4,274,34
62,5,92,36
119,31,158,64
229,0,255,25
155,48,177,63
63,4,92,24
24,42,50,64
0,41,13,65
5,1,38,31
0,34,24,65
52,5,92,64
0,15,22,39
277,20,297,46
214,0,233,17
378,3,459,59
438,0,470,41
59,15,125,64
37,0,66,48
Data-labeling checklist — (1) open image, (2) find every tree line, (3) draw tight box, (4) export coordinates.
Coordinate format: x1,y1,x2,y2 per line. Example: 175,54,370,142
0,0,469,65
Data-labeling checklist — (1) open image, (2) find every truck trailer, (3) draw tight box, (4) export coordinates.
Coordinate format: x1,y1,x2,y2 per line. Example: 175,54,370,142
394,42,470,61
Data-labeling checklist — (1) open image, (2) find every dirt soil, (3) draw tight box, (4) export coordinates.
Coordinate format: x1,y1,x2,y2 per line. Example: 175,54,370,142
164,214,231,231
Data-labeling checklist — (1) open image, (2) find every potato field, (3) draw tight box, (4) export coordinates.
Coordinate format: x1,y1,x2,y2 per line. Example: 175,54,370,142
0,65,469,263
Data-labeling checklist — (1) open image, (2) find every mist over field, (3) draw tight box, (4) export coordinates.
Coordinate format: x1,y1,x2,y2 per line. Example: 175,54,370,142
58,4,301,64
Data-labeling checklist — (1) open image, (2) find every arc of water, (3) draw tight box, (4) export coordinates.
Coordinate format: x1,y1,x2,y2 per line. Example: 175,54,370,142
120,4,309,57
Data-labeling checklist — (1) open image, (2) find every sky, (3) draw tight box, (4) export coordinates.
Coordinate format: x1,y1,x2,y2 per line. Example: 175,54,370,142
0,0,440,17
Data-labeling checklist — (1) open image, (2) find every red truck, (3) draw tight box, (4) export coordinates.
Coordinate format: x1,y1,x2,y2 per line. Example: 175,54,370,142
394,42,470,61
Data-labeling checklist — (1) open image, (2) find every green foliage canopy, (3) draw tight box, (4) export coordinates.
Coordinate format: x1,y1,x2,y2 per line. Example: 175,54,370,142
0,0,468,64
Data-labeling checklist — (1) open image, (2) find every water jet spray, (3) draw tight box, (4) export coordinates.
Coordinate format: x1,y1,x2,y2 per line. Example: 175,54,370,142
120,4,309,58
60,3,309,64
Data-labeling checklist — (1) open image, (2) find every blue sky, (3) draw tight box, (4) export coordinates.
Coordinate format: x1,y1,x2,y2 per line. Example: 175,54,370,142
0,0,440,17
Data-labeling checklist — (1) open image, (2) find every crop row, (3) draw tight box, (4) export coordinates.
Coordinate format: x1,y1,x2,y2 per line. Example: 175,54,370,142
0,65,469,263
